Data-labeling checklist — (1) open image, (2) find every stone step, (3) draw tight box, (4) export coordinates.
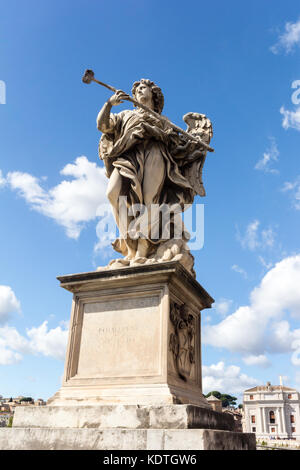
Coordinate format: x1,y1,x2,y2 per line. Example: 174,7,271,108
12,404,234,431
0,427,256,450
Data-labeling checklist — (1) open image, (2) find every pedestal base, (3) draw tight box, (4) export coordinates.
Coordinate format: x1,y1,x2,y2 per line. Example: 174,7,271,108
0,427,256,450
12,404,235,430
0,404,256,450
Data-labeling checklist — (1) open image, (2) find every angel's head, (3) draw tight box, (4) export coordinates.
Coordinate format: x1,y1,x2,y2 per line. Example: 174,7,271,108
132,79,164,114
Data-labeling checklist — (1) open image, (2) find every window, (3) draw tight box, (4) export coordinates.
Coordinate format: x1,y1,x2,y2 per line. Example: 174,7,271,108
288,394,292,399
269,411,275,424
252,427,256,433
271,427,275,433
292,427,296,433
251,415,256,423
250,395,254,400
290,415,295,423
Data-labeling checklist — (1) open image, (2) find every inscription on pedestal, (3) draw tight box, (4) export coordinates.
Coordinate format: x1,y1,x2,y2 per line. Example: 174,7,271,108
98,326,137,345
76,295,161,378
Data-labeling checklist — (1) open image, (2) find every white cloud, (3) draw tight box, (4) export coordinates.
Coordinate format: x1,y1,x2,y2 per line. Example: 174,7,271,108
280,105,300,132
281,177,300,210
236,220,275,251
204,255,300,365
238,220,260,250
271,18,300,54
243,354,271,368
7,172,47,205
0,325,31,353
0,321,68,365
255,138,279,174
0,345,22,365
261,227,276,249
6,156,108,239
291,338,300,366
0,170,6,187
291,349,300,366
26,321,68,361
231,264,248,279
0,325,32,365
282,180,298,192
0,286,21,324
202,361,258,395
214,298,233,316
258,256,273,270
268,321,300,354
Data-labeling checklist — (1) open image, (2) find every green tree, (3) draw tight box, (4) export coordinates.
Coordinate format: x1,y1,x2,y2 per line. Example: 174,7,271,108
205,391,237,408
221,393,237,408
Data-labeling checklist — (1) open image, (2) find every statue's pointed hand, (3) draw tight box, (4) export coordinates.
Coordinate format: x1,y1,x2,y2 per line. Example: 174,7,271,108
109,90,130,106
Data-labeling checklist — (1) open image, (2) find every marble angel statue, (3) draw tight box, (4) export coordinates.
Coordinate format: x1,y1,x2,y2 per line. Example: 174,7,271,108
95,77,213,275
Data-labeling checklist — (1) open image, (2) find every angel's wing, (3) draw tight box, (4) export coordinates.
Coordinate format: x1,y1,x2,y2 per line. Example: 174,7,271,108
183,112,213,143
182,112,213,197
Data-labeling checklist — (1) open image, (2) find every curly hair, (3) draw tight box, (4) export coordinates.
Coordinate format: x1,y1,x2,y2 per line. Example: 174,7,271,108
132,79,164,114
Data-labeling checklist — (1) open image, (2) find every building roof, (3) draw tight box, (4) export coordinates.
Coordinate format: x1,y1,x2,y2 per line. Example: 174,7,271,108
206,395,221,402
245,384,297,393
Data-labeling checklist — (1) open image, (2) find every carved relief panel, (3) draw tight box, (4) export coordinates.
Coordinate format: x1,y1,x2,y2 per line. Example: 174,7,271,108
169,301,196,382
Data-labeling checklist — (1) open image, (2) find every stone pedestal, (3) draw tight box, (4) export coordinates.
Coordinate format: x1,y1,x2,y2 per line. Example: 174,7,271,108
48,261,213,408
0,262,256,450
0,404,256,450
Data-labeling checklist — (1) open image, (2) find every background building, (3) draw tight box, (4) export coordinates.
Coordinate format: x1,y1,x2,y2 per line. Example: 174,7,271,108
223,408,243,433
0,395,46,427
206,394,243,432
206,394,222,412
243,382,300,440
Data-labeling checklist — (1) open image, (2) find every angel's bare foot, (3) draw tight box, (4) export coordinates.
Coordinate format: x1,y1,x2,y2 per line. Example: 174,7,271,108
108,258,130,267
130,257,147,266
125,247,136,261
135,239,149,259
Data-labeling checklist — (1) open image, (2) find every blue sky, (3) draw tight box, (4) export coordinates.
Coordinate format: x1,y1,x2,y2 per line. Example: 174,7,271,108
0,0,300,403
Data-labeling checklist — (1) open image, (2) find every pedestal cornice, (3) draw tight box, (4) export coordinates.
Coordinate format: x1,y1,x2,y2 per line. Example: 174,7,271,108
57,261,214,309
